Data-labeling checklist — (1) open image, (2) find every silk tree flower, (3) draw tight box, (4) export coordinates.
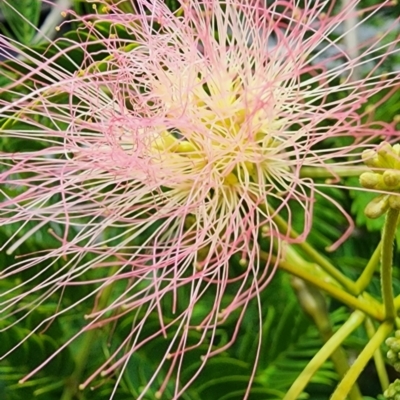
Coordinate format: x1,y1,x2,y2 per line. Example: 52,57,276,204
0,0,399,398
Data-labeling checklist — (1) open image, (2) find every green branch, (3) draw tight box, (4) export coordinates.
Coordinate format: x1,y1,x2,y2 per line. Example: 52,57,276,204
291,278,362,400
271,212,358,294
60,267,119,400
364,318,390,392
60,329,98,400
381,208,399,320
300,166,368,179
330,321,393,400
283,310,365,400
269,249,384,320
354,240,382,294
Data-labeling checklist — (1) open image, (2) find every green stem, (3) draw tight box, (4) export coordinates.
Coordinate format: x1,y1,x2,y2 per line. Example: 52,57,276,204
291,278,362,400
272,212,358,294
60,267,119,400
283,310,365,400
381,208,399,320
330,321,393,400
270,203,383,297
364,318,390,392
355,240,382,294
269,250,383,320
300,166,368,179
60,329,98,400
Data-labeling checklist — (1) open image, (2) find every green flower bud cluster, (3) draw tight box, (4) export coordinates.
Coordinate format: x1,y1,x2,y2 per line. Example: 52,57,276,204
386,331,400,372
360,142,400,219
384,379,400,400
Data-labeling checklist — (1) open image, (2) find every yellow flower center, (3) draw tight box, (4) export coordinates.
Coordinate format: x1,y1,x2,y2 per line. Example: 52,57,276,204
148,68,285,192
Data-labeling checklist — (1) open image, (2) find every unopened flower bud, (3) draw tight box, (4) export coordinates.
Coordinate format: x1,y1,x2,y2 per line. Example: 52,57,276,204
386,332,400,378
383,170,400,188
387,337,400,353
377,142,397,169
384,379,400,400
362,149,380,169
389,195,400,210
359,172,382,189
383,379,400,400
394,143,400,156
364,194,389,219
388,349,398,361
360,142,400,217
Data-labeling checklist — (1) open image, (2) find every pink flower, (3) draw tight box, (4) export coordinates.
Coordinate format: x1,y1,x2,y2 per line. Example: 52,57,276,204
0,0,399,398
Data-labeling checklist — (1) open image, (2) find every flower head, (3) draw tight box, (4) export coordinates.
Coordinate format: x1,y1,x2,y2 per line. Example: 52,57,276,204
0,0,399,398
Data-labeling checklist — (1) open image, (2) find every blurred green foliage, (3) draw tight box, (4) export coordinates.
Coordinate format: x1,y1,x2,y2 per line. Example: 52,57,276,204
0,0,41,44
